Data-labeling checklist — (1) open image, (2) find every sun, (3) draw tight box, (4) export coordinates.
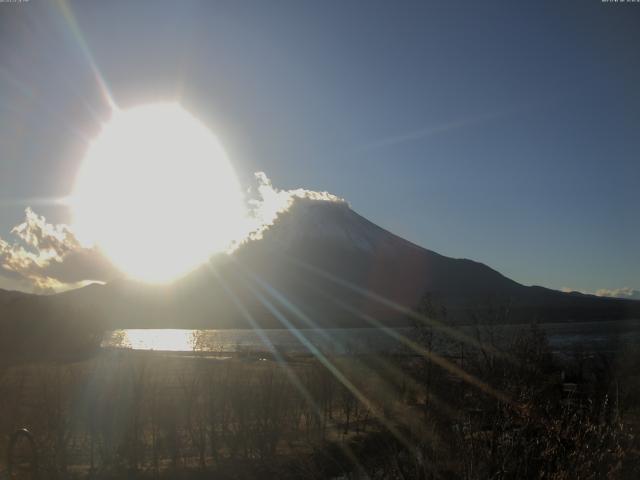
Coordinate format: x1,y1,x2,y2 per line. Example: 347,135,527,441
72,103,246,283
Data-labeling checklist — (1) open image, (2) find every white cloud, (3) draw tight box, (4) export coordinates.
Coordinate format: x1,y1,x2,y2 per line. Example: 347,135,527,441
561,287,587,294
561,286,640,301
0,208,116,294
235,171,346,246
595,287,640,301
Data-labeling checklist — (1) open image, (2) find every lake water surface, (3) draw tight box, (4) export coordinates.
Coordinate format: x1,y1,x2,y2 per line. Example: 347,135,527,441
102,319,640,356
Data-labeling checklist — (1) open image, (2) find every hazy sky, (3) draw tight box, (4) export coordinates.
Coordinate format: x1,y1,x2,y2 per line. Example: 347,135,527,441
0,0,638,294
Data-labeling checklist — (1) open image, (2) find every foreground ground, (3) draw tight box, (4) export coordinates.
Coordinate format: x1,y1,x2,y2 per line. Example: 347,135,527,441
1,322,640,479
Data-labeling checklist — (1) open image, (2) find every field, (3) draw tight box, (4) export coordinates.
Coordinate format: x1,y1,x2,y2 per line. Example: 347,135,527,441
2,323,640,479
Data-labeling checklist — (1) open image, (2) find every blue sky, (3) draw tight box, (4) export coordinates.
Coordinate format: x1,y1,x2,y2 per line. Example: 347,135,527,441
0,0,638,293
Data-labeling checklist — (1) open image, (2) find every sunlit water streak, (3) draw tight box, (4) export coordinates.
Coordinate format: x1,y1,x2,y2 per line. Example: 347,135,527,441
109,329,197,352
102,319,640,355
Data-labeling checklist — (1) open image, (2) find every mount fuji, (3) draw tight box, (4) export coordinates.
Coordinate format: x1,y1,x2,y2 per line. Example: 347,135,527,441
1,198,639,332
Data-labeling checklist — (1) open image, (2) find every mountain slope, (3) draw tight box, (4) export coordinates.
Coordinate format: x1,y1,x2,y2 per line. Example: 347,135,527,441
223,199,639,327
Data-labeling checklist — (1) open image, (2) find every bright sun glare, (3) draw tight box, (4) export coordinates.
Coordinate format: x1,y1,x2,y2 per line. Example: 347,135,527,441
72,103,246,283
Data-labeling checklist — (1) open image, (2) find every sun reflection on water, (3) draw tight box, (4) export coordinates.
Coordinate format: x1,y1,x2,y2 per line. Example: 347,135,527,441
112,329,197,352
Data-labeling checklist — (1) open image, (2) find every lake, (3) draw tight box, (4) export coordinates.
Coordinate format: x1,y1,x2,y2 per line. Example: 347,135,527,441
102,318,640,357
